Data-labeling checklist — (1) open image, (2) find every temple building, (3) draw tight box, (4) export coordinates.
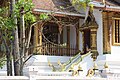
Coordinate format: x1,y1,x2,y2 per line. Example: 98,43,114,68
30,0,120,77
1,0,120,79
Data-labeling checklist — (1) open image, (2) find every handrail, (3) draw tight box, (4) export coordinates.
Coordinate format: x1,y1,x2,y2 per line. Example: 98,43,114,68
66,51,91,71
48,51,92,72
62,52,81,71
64,51,81,66
57,51,81,71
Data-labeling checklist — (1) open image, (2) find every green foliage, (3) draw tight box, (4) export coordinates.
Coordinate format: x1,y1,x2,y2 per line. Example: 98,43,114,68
40,13,50,21
0,0,36,31
0,57,6,69
14,0,36,25
0,7,15,32
24,12,36,27
71,0,93,10
0,7,8,17
14,0,34,15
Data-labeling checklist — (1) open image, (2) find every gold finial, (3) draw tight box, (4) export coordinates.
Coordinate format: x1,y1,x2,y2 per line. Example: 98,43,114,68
48,59,51,66
57,59,61,65
104,62,108,69
69,66,73,72
78,65,83,71
93,62,98,70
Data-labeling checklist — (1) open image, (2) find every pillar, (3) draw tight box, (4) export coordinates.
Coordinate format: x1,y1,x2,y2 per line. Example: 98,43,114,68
76,24,79,50
102,11,111,54
67,26,70,55
82,31,84,53
34,24,39,53
67,26,70,48
38,22,43,54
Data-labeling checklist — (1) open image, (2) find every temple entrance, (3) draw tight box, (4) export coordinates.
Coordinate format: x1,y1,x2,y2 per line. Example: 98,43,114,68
42,22,60,44
83,29,91,54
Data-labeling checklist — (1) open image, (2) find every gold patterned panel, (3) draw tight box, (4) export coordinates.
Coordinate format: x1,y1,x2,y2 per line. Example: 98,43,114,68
91,34,96,47
102,12,111,54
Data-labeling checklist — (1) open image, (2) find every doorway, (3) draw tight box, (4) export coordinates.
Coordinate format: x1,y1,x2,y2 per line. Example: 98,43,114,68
83,29,91,54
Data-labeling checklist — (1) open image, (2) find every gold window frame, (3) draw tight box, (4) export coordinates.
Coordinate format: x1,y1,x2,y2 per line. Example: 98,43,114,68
112,17,120,46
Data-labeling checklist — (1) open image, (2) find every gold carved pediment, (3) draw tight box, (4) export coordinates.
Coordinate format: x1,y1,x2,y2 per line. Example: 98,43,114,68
79,10,98,31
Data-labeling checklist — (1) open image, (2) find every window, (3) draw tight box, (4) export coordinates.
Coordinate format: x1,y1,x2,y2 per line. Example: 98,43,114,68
112,18,120,45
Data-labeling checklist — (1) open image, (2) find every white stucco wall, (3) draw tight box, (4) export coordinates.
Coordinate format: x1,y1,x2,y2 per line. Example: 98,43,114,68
108,46,120,61
93,9,103,55
93,9,120,61
111,33,120,58
93,9,120,73
79,32,83,51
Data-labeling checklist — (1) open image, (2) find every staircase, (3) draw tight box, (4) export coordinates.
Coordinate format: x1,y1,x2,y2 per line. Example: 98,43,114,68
23,55,71,76
23,52,94,77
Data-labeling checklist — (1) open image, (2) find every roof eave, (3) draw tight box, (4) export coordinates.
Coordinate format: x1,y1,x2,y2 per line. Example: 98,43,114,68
33,8,85,17
91,1,120,12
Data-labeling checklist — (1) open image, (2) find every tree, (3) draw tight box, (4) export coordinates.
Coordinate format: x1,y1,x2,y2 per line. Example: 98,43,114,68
0,0,36,76
0,5,13,76
12,0,36,75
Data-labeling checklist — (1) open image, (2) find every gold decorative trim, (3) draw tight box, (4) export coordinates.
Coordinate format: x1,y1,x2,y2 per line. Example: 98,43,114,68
112,17,120,46
104,62,109,69
102,12,111,54
86,69,94,77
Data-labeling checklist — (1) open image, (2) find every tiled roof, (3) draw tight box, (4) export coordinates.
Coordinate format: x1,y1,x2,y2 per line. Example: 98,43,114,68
93,0,120,12
32,0,80,16
32,0,58,11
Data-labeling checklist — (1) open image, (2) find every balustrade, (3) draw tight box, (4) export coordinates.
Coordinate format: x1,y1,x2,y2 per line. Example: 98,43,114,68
29,43,79,56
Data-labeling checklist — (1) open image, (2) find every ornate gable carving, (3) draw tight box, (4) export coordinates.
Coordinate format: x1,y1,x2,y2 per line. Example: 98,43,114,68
79,10,98,31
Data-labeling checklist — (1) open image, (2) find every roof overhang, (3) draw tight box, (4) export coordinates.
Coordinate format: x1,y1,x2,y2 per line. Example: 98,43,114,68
90,1,120,12
33,9,85,17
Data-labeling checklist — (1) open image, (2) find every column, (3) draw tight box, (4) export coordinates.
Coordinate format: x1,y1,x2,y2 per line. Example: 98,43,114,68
34,23,39,53
81,31,84,54
76,24,79,50
102,12,111,54
67,26,70,55
67,26,70,48
38,22,43,54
